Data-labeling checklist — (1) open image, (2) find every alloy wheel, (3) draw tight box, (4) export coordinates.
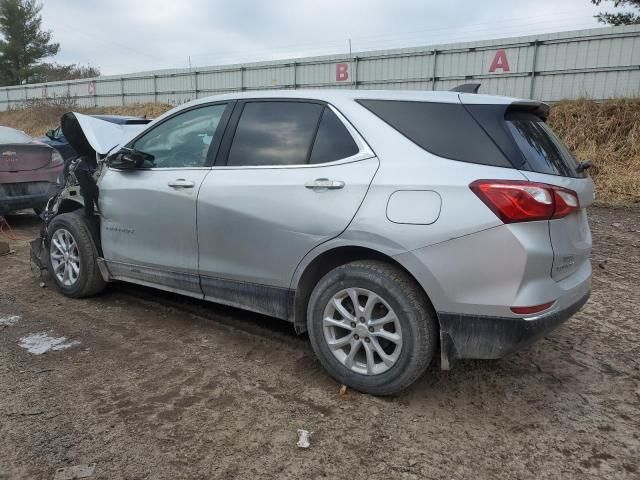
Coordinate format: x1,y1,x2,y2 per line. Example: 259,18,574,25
50,228,81,286
323,287,402,375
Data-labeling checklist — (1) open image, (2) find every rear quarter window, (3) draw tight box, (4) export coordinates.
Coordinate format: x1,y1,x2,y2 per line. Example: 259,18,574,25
357,99,511,168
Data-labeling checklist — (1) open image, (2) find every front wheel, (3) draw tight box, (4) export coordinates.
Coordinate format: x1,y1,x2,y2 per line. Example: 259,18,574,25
47,211,106,298
307,260,438,395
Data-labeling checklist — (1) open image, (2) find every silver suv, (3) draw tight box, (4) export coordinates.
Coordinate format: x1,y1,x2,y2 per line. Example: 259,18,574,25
38,90,594,395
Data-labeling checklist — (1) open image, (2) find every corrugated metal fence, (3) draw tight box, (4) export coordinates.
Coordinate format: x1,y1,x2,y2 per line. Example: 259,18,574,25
1,24,639,111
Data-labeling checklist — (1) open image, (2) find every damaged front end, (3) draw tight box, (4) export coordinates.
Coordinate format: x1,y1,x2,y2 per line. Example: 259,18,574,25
30,112,145,275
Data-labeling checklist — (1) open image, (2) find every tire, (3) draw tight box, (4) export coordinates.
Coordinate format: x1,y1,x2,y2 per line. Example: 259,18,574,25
47,210,106,298
307,260,438,396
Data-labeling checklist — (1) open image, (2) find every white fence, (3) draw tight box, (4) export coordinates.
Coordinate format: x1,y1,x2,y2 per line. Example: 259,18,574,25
1,24,639,111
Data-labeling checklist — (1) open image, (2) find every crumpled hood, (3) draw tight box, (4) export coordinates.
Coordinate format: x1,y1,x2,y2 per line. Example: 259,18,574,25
61,112,148,157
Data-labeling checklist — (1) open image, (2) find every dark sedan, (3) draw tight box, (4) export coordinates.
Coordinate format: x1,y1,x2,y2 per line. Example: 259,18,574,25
0,126,63,215
39,115,152,161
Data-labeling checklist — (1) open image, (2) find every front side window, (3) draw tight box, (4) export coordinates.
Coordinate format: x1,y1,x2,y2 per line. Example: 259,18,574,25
133,104,227,168
227,101,323,166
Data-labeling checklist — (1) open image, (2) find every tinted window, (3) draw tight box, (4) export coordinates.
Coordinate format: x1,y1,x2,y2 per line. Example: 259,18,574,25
0,127,32,144
309,108,359,164
357,99,511,168
227,101,323,166
133,104,227,168
505,111,584,178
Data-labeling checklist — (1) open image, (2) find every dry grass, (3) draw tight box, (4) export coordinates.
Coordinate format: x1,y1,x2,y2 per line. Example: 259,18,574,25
0,102,173,138
548,98,640,205
0,98,638,205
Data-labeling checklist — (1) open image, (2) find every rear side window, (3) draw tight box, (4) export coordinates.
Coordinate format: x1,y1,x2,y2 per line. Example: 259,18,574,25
227,101,323,166
0,127,31,144
309,108,359,164
357,100,511,168
505,111,584,178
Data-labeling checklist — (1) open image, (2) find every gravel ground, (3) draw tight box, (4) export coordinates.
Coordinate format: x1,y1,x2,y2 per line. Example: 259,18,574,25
0,206,638,480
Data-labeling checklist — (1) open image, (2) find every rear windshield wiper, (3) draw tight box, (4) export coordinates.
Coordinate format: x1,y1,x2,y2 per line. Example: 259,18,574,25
576,160,592,173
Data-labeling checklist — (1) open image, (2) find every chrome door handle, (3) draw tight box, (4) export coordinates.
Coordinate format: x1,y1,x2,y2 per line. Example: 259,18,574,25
168,179,195,188
305,178,345,190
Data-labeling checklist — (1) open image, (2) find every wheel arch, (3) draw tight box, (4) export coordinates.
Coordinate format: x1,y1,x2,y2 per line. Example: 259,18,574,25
290,244,440,337
57,198,84,214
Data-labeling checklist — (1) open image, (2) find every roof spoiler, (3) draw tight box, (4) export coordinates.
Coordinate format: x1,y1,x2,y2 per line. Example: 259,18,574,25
449,83,481,94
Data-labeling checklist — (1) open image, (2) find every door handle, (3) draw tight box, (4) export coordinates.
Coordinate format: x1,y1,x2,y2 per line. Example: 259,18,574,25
305,178,345,190
168,179,195,188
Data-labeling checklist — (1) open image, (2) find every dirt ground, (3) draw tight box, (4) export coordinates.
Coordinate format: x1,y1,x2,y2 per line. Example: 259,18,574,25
0,206,638,480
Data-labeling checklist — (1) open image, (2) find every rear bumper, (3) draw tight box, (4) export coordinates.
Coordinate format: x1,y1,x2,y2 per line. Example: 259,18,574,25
438,288,590,369
0,182,58,213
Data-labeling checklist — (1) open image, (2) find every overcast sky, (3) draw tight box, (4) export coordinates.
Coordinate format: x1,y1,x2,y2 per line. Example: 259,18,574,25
40,0,606,75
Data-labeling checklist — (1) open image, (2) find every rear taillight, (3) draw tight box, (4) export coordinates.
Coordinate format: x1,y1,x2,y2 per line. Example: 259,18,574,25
470,180,579,223
50,150,64,167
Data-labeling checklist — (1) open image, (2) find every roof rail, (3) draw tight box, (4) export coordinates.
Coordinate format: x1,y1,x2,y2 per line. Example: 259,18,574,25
449,83,481,94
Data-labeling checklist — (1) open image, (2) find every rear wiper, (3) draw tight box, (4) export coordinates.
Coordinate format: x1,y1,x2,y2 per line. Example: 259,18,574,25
576,160,592,173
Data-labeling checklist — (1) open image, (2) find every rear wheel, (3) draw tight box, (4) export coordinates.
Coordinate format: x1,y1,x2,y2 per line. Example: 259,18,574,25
307,260,437,395
47,211,106,298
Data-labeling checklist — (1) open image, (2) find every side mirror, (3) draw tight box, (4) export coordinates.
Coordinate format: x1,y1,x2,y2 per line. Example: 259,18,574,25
107,148,154,169
46,129,57,140
107,150,138,170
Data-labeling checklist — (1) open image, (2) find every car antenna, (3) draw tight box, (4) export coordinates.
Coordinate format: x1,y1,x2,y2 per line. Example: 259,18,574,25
449,83,481,94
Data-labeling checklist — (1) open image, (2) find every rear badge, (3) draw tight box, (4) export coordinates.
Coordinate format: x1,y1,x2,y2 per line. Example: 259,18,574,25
1,151,17,156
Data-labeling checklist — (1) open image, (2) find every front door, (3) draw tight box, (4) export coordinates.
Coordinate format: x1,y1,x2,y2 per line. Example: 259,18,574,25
99,102,231,297
197,100,378,317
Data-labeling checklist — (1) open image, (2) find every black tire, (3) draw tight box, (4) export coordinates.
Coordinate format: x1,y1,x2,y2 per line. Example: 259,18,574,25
307,260,438,396
47,210,106,298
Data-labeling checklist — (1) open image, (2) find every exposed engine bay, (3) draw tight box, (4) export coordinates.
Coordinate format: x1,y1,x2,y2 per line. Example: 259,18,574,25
31,112,147,273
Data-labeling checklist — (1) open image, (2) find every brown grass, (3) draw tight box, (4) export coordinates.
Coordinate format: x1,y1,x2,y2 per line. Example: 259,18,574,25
1,98,638,205
0,102,173,138
548,98,640,205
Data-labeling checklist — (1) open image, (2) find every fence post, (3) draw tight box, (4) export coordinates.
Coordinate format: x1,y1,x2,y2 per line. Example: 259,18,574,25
529,40,540,99
194,70,199,100
431,50,438,91
240,67,245,91
121,78,125,106
293,62,297,89
153,75,158,104
5,88,9,110
353,57,359,89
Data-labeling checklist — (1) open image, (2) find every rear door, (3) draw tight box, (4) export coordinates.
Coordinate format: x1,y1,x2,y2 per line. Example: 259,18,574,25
504,111,595,280
197,99,378,315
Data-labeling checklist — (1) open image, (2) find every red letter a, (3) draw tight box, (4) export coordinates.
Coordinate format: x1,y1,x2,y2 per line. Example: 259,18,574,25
489,50,510,73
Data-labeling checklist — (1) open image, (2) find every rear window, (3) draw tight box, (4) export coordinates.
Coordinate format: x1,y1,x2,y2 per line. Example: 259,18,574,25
505,111,584,178
357,99,511,168
0,127,31,144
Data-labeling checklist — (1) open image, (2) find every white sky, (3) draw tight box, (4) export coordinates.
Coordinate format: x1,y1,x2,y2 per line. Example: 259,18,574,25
39,0,606,75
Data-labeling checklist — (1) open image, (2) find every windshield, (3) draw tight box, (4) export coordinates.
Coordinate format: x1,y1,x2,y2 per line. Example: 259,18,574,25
0,127,32,144
505,111,585,178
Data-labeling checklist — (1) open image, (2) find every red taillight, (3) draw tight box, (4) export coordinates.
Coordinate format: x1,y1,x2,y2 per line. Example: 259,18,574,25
470,180,579,223
551,187,579,219
511,301,555,315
